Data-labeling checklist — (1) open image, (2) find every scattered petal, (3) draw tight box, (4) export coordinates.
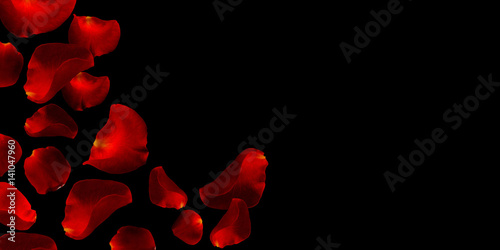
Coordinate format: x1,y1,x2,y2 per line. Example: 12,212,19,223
62,72,110,111
24,43,94,104
62,179,132,240
210,198,251,248
109,226,156,250
0,42,23,87
0,134,22,177
149,166,187,209
199,148,268,209
24,146,71,194
84,104,148,174
69,15,121,57
0,232,57,250
25,104,78,138
0,182,36,230
172,210,203,245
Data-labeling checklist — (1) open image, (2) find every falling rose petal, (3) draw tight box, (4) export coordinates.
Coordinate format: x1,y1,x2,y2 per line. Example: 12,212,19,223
25,104,78,138
199,148,268,210
24,147,71,195
62,72,110,111
0,42,23,87
84,104,148,174
0,134,22,177
0,0,76,38
0,232,57,250
62,179,132,240
172,210,203,245
0,182,36,230
210,198,251,248
149,166,187,209
69,15,121,57
24,43,94,104
109,226,156,250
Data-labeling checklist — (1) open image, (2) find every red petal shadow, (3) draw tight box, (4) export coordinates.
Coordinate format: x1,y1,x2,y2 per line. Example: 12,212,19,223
0,232,57,250
25,104,78,138
62,72,110,111
24,147,71,194
109,226,156,250
172,210,203,245
24,43,94,104
210,198,251,248
0,0,76,38
0,183,37,230
149,166,187,209
0,42,23,87
0,134,22,177
199,148,268,209
84,104,148,174
69,15,121,57
62,179,132,240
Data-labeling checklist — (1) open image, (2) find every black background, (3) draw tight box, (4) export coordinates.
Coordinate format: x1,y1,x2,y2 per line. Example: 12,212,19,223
1,0,498,249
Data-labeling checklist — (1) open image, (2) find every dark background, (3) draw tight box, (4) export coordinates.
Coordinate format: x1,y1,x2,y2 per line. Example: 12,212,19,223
1,0,498,249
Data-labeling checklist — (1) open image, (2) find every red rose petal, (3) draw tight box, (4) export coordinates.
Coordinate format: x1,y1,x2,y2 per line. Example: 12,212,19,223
210,198,251,248
0,42,23,87
24,147,71,194
0,134,22,177
0,183,37,230
199,148,268,210
62,72,110,111
25,104,78,138
84,104,148,174
0,232,57,250
149,166,187,210
109,226,156,250
172,210,203,245
24,43,94,104
0,0,76,38
62,179,132,240
69,15,121,57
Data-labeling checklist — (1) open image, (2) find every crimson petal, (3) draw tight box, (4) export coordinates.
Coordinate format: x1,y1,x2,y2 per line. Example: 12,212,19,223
210,198,251,248
24,43,94,104
84,104,148,174
0,42,23,87
0,134,22,177
24,147,71,194
69,15,121,57
62,72,110,111
149,166,187,209
0,183,36,230
199,148,268,209
172,210,203,245
25,104,78,138
62,179,132,240
109,226,156,250
0,232,57,250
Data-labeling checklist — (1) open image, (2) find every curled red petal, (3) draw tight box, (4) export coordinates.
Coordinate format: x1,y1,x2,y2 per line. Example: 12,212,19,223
199,148,268,209
0,0,76,38
24,146,71,194
62,72,110,111
0,134,22,177
149,166,187,209
83,104,148,174
24,43,94,103
0,183,37,230
61,179,132,240
0,42,23,87
69,15,121,57
0,232,57,250
25,104,78,138
172,210,203,245
109,226,156,250
210,198,251,248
